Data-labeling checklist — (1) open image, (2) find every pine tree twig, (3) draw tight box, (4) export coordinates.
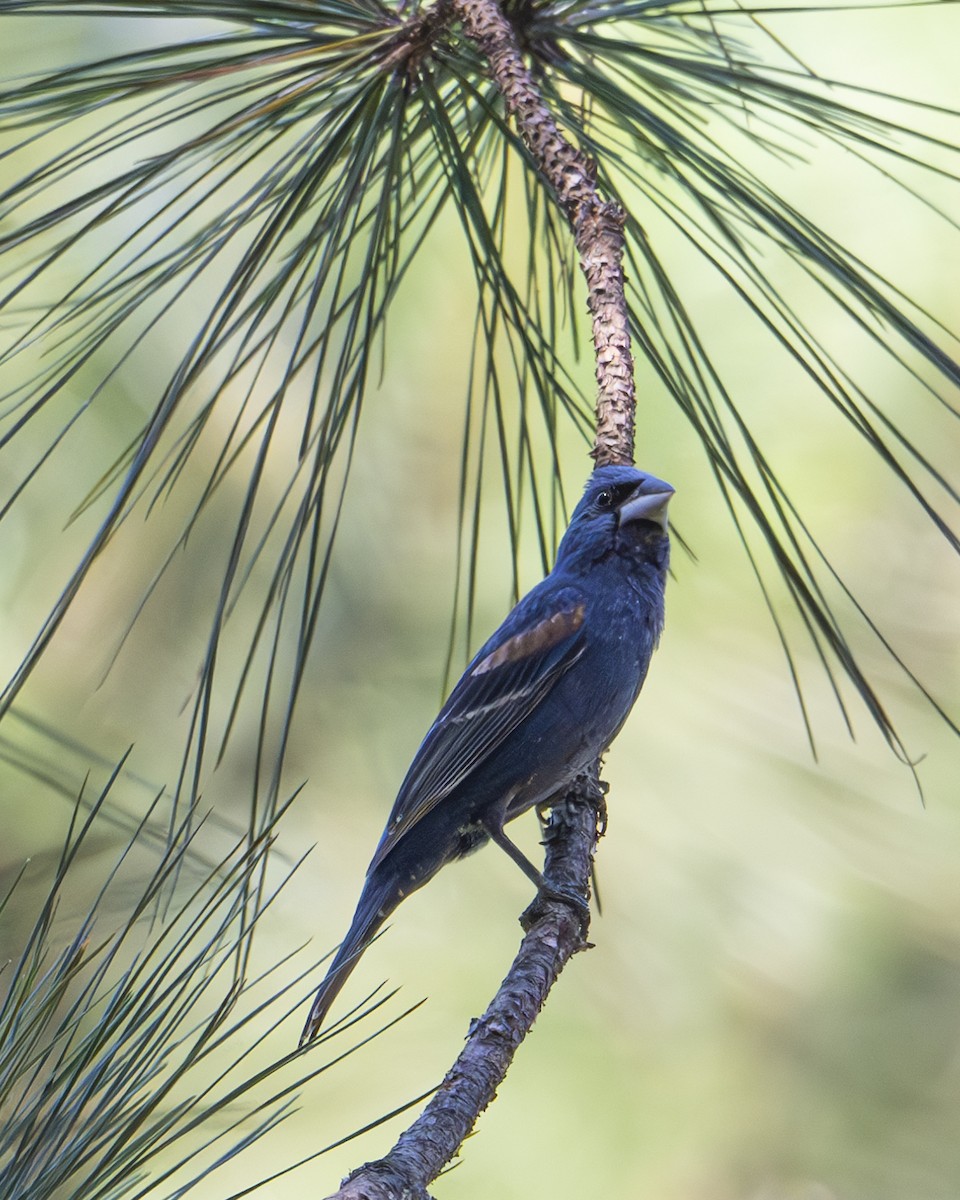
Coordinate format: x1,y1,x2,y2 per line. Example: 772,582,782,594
382,0,454,77
451,0,636,468
324,771,605,1200
325,1,636,1193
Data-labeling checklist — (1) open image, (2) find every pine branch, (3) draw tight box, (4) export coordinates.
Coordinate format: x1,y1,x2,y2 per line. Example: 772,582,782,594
324,775,605,1200
322,0,635,1191
452,0,636,467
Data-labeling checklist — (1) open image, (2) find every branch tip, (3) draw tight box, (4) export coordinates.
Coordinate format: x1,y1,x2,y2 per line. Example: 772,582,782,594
451,0,637,466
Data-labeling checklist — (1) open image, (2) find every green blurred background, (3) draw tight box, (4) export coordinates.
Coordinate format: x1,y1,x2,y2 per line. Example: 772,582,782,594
1,6,959,1199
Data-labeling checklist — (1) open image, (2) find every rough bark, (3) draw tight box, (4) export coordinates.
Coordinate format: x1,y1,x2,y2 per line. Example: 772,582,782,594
451,0,636,467
324,2,638,1193
324,775,605,1200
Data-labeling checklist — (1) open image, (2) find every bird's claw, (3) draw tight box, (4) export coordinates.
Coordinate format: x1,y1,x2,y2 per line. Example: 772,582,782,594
594,778,610,838
520,883,591,936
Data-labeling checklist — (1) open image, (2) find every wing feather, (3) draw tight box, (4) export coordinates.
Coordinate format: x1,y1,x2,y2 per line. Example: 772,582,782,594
369,592,586,871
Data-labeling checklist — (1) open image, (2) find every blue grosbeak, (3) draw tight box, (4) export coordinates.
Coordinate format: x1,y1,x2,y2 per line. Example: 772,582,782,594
300,465,673,1044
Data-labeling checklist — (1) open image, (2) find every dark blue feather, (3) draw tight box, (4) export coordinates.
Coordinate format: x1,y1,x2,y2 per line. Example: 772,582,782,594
370,584,587,869
300,466,674,1043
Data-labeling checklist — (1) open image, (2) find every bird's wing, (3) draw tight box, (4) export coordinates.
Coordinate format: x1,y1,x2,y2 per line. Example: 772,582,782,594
369,586,587,871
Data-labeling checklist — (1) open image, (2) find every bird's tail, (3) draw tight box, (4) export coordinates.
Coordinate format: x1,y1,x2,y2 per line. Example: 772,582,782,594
299,868,400,1047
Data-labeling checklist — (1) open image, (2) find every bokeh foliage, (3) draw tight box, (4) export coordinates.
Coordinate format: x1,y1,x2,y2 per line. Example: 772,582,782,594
0,1,957,1197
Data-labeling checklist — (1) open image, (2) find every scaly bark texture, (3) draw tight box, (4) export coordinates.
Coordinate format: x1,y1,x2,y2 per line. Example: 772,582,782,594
452,0,636,467
324,1,638,1193
324,776,605,1200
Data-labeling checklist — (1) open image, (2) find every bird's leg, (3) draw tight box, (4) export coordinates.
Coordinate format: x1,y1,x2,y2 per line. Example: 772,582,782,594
484,821,545,889
484,803,591,932
486,819,591,932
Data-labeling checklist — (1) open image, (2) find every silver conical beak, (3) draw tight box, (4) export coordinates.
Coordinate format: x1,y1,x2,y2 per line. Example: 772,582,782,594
618,480,674,532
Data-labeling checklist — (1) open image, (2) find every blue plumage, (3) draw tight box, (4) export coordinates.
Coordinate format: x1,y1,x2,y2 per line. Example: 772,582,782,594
300,465,673,1043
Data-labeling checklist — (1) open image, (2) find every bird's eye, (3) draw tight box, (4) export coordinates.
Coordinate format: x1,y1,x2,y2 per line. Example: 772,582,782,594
596,490,614,509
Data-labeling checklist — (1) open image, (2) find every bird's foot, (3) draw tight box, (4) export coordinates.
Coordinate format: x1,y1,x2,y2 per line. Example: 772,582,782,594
520,883,591,937
594,777,610,839
538,772,610,842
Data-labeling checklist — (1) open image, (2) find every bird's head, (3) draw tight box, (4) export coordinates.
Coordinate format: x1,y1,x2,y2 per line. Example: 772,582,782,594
555,465,674,573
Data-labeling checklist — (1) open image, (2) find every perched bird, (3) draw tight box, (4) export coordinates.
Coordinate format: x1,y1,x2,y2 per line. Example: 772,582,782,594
300,464,673,1045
